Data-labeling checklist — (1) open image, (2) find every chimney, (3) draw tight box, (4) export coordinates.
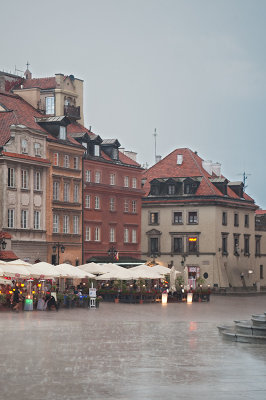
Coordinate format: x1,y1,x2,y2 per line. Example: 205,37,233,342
156,155,162,163
124,150,137,162
202,160,213,175
212,162,221,177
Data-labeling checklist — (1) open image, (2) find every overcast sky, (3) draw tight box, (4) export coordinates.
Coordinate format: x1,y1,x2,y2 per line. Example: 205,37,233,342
2,0,266,207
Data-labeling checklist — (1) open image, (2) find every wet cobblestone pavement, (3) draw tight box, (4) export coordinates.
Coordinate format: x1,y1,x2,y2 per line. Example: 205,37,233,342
1,296,266,400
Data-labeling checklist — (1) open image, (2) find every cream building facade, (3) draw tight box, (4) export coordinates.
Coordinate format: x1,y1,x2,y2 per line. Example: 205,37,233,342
141,148,263,288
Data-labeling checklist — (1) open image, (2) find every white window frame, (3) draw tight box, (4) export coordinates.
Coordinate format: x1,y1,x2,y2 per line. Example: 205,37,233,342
124,200,129,213
21,210,28,229
110,227,115,243
124,176,129,187
85,226,91,241
110,173,116,185
85,195,91,208
63,182,70,202
85,170,91,182
34,143,41,156
74,184,79,203
132,200,137,213
64,155,70,168
8,167,15,188
21,139,28,154
95,171,101,183
73,156,79,170
53,214,59,233
53,181,59,201
45,96,54,114
34,210,40,230
73,216,79,234
21,169,29,189
110,197,115,211
132,229,137,243
95,196,100,210
59,126,66,140
63,215,69,234
132,178,137,189
8,209,14,228
34,171,41,191
95,227,100,241
53,152,59,166
124,228,129,243
94,144,100,156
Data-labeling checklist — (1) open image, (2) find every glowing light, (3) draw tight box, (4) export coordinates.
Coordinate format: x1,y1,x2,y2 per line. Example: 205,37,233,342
188,237,197,242
187,293,193,304
9,291,12,294
32,291,35,294
162,293,168,305
21,283,24,287
37,284,41,288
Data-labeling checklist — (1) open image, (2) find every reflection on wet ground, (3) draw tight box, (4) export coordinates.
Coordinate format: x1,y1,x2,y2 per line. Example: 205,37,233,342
1,296,266,400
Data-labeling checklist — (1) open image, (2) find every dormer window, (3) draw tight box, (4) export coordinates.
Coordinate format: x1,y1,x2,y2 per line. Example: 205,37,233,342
112,148,118,160
59,126,66,140
94,145,100,156
184,183,192,194
45,97,54,114
168,185,175,195
21,139,28,154
34,143,41,156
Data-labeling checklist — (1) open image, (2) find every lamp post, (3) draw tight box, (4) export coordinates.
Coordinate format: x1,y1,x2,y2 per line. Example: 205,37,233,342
107,246,118,262
52,242,65,265
0,238,7,250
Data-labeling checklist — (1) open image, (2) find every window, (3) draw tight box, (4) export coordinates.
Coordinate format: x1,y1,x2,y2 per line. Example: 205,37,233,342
150,237,159,254
124,228,129,243
188,211,198,224
110,173,116,185
94,144,100,156
244,214,249,228
234,213,239,227
8,167,15,187
234,234,240,256
132,229,137,243
73,216,79,234
53,181,59,201
63,182,70,202
260,265,264,280
34,171,41,191
21,210,28,229
21,169,28,189
95,227,100,241
59,126,66,140
74,184,79,203
34,211,40,230
21,139,28,154
73,157,79,170
34,143,41,156
110,197,115,211
188,236,198,253
149,212,159,225
45,97,54,114
173,237,183,253
85,170,91,182
222,212,227,226
53,153,59,166
95,196,100,209
112,148,118,160
95,171,101,183
132,200,137,213
124,176,129,187
85,227,91,241
8,209,14,228
85,195,91,208
64,155,70,168
124,200,129,213
168,185,175,195
255,236,261,256
53,214,59,233
63,215,69,233
132,178,137,189
110,227,115,243
222,234,228,255
173,212,182,224
184,183,192,194
244,235,250,256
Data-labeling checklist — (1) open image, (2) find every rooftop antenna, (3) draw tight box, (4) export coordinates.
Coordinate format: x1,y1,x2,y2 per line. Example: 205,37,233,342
237,171,251,190
153,128,157,164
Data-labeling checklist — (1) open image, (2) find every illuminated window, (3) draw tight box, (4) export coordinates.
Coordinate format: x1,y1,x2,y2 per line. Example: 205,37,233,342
188,237,198,253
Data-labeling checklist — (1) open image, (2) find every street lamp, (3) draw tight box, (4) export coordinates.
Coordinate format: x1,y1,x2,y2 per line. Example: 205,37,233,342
0,239,7,250
107,246,118,262
52,242,65,265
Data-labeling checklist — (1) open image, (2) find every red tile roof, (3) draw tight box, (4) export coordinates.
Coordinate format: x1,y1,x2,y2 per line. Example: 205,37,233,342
0,232,12,239
19,77,56,90
143,148,255,204
256,210,266,215
0,250,18,261
2,152,50,164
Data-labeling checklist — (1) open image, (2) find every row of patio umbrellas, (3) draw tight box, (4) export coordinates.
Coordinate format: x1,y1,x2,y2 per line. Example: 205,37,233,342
0,259,174,281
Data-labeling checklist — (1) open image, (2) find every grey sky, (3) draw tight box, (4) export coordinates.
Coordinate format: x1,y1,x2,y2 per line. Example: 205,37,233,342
2,0,266,207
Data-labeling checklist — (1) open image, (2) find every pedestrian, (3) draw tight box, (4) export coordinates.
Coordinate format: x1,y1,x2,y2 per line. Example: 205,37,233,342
12,287,20,312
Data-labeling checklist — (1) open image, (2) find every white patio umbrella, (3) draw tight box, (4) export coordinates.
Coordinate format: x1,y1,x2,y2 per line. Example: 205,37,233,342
129,264,164,279
28,262,61,279
0,260,31,278
7,259,32,267
151,265,173,275
56,263,95,279
80,263,125,275
95,269,138,281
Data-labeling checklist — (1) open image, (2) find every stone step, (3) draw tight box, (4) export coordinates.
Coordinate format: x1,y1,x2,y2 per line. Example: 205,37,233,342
235,322,266,336
221,329,266,344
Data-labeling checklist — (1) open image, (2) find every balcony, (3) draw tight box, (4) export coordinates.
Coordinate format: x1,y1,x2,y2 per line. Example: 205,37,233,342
64,105,80,120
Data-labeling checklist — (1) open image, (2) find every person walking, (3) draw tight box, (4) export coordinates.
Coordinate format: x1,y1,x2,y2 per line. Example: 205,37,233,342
12,287,20,312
